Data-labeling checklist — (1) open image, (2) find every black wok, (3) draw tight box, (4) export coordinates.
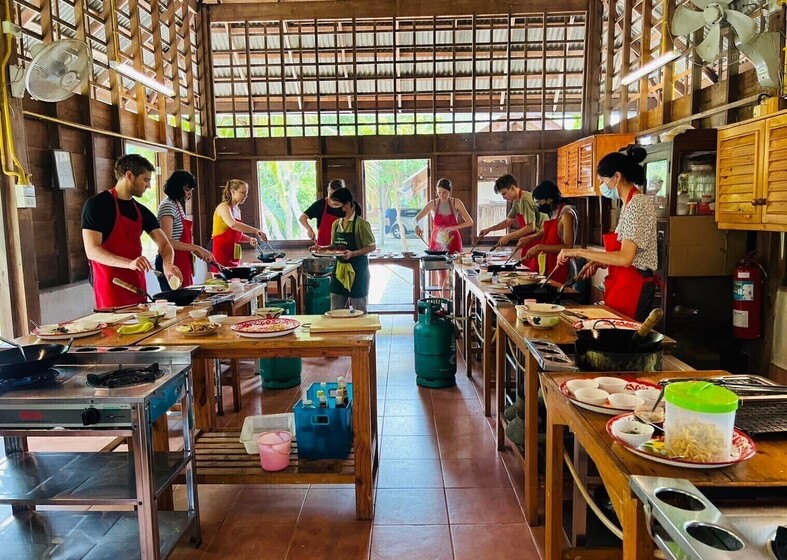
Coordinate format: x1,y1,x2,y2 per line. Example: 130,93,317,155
425,249,448,256
0,342,71,380
217,266,260,280
487,263,520,273
152,287,204,306
509,283,566,303
574,328,664,372
257,251,286,263
575,328,663,353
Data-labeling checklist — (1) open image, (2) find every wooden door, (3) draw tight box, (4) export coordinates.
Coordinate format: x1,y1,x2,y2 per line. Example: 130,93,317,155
716,121,764,226
762,114,787,227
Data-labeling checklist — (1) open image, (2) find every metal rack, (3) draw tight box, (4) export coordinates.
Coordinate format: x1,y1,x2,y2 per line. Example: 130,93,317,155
419,256,454,309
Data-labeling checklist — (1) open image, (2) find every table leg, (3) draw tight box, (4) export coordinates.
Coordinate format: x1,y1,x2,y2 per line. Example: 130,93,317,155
465,292,474,379
619,494,655,560
482,299,493,417
351,347,375,520
230,358,242,412
545,409,565,560
192,358,217,431
495,324,506,450
523,350,540,524
412,264,420,321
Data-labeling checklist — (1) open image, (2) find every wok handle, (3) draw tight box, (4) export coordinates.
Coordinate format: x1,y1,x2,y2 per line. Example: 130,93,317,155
112,278,147,299
631,308,663,345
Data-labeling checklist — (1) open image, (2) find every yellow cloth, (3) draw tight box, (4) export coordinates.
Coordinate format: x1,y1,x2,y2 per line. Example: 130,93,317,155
117,321,154,335
335,261,355,292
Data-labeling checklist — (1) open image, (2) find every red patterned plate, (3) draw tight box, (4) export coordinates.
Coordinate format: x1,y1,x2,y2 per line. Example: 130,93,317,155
572,319,642,331
560,378,661,415
231,318,301,339
606,413,756,469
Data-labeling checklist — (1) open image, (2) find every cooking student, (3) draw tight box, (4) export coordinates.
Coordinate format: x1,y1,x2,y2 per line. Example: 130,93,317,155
309,187,376,312
515,180,578,284
478,174,546,270
557,146,658,321
81,154,183,308
154,170,214,291
299,178,362,244
211,179,267,270
413,178,474,253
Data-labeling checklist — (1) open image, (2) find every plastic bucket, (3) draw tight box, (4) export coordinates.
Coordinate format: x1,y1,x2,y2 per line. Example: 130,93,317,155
257,430,292,471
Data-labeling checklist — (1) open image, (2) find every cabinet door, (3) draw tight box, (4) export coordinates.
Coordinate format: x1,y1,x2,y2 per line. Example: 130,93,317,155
576,140,595,196
716,121,763,225
762,114,787,226
564,144,580,196
556,146,569,193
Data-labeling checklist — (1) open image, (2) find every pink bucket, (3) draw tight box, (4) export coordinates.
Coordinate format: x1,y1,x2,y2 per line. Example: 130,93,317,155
257,430,292,471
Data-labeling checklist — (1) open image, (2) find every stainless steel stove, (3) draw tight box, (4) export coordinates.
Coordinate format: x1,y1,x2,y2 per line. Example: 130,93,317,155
487,292,518,308
523,339,578,372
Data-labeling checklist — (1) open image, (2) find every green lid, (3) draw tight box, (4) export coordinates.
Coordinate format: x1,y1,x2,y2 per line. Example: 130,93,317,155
664,381,738,414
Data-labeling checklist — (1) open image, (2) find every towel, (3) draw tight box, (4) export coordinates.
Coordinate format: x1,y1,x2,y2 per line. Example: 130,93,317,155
116,321,154,335
335,261,355,292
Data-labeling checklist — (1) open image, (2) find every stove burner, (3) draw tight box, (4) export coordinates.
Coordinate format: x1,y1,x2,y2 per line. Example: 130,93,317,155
0,369,61,392
106,347,129,352
74,347,98,352
136,346,162,352
86,363,162,388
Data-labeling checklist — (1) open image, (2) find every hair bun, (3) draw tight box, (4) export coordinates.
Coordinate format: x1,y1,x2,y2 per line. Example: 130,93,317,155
626,145,647,164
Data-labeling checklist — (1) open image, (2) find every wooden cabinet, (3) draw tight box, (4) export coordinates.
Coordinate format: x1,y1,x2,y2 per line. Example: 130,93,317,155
717,111,787,231
556,133,634,197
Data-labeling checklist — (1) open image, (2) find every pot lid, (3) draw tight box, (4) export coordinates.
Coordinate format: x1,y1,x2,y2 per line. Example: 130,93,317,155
664,381,738,414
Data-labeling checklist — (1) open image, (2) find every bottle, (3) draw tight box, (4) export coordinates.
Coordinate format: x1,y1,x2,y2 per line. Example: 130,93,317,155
335,393,346,408
317,390,327,408
337,377,346,400
303,399,315,409
320,381,328,399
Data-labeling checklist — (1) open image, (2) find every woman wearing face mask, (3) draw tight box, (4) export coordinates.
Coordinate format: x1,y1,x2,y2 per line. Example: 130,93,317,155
516,180,578,284
211,179,268,271
309,188,376,312
155,170,214,290
557,146,658,321
413,178,474,253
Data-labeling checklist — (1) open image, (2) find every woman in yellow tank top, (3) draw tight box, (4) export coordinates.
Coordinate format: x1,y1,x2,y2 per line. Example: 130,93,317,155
211,179,267,269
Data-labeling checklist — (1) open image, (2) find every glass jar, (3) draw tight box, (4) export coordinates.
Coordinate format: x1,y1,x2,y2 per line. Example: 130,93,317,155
688,164,715,203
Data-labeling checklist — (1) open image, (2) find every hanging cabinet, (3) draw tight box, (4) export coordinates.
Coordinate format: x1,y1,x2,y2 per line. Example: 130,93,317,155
556,134,635,197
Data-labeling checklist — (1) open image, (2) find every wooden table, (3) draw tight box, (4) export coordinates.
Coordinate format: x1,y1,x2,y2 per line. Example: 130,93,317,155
540,369,787,560
368,254,420,320
141,315,379,520
493,305,679,525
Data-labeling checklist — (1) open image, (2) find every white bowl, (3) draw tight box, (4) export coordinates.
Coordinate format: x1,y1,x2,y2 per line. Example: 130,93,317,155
566,379,599,395
520,304,565,329
635,388,663,409
573,388,609,406
208,314,228,325
255,307,285,319
189,309,208,319
611,420,655,447
608,393,645,410
594,376,627,394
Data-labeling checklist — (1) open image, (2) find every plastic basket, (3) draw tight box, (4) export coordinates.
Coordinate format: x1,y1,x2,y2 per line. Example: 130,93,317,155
294,382,353,460
239,413,296,455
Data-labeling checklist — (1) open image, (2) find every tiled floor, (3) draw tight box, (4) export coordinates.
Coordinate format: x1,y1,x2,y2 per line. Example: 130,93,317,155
168,314,542,559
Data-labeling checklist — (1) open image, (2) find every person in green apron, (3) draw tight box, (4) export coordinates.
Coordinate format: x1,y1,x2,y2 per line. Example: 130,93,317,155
309,187,376,312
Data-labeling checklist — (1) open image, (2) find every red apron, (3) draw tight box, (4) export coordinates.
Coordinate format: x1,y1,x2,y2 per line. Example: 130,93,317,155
91,188,146,309
317,198,340,246
540,204,569,284
602,189,656,320
173,202,194,286
429,198,462,253
212,208,243,270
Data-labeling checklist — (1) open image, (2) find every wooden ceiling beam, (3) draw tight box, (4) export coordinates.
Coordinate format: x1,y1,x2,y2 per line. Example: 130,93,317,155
208,0,587,22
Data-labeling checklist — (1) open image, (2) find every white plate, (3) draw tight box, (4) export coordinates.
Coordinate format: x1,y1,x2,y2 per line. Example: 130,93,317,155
560,379,661,415
312,251,343,258
33,323,107,340
231,318,301,339
324,309,366,318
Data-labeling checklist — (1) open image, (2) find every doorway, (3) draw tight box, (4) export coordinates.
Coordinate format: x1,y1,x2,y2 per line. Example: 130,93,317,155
476,155,539,236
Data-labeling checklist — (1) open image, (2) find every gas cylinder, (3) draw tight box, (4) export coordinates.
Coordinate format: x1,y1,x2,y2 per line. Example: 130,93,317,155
304,275,331,315
414,298,457,388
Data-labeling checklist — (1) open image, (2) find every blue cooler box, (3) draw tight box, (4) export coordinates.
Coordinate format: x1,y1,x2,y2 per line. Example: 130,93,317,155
293,382,353,460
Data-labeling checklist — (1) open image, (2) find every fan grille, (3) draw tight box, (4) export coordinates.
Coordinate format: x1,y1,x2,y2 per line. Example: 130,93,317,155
25,39,91,102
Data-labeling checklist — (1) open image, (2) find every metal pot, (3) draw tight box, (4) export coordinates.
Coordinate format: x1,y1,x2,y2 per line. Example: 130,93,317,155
0,341,72,380
574,328,664,372
302,257,336,276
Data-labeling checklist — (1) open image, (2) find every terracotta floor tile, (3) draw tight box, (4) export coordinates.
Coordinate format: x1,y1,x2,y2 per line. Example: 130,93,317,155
223,487,307,527
431,398,484,417
445,488,524,524
441,458,513,488
428,384,478,400
434,414,493,437
373,489,448,525
438,432,498,460
298,487,360,525
380,435,439,460
201,524,294,560
166,544,205,560
173,485,240,542
382,415,436,436
383,399,434,417
451,524,537,560
287,522,372,560
377,459,444,488
530,525,547,560
370,525,453,560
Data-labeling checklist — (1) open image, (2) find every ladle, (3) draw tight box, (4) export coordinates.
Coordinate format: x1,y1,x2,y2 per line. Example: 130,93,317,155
0,335,27,362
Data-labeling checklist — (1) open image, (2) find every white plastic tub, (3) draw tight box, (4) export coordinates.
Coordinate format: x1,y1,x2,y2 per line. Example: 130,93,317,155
239,413,296,454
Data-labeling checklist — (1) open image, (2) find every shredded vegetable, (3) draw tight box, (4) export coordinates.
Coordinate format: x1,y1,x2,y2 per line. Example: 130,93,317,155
665,421,728,462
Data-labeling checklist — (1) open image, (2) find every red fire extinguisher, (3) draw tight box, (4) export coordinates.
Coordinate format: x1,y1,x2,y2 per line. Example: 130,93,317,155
732,253,766,339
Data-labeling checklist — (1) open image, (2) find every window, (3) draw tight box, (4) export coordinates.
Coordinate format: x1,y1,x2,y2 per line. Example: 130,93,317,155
125,143,165,262
257,161,318,240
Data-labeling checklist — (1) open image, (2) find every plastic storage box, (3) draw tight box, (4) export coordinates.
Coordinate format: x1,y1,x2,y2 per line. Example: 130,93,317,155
239,413,296,455
293,382,353,460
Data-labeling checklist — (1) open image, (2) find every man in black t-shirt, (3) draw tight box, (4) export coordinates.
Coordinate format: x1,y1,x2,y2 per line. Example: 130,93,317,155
298,178,346,242
81,154,181,307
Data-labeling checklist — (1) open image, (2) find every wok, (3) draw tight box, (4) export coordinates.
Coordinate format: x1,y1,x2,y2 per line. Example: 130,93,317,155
509,283,566,303
574,327,664,372
0,341,72,380
425,249,448,256
257,251,286,263
217,266,261,280
487,263,520,273
153,287,204,306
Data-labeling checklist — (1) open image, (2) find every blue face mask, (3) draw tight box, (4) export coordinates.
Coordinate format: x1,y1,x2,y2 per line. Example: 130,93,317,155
601,178,620,200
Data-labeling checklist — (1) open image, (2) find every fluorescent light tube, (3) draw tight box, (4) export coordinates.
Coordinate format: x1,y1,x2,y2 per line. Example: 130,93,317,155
621,50,681,86
110,61,175,97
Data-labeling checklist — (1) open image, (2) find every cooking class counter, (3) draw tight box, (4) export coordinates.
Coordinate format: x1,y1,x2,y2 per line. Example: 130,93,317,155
541,369,787,560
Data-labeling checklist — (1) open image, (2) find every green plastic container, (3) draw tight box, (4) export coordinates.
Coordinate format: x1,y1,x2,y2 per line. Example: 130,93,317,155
414,298,457,388
304,275,331,315
257,299,302,389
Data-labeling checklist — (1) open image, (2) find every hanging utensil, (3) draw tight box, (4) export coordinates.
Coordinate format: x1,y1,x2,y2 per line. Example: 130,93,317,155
208,259,230,272
630,308,664,348
112,278,154,302
557,274,581,295
538,263,561,288
468,232,486,254
0,335,27,362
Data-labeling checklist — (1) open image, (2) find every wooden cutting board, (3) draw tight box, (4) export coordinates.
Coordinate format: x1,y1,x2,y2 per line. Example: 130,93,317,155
78,313,136,325
310,314,382,333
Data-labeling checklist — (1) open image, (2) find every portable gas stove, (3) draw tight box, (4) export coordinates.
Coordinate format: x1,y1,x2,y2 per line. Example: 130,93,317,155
487,292,519,308
523,339,578,372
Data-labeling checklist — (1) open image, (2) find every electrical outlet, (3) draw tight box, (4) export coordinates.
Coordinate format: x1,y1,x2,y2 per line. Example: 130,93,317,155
15,183,36,208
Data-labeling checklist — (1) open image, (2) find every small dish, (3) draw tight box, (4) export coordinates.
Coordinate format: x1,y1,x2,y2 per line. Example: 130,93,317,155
608,393,644,410
255,307,285,319
565,379,599,395
208,314,228,325
611,419,655,447
635,388,663,409
573,388,609,406
176,321,219,336
594,376,627,394
189,309,208,320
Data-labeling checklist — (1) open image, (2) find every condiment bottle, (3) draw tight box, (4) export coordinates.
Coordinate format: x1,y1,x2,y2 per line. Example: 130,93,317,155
316,390,327,408
303,399,315,409
335,393,346,408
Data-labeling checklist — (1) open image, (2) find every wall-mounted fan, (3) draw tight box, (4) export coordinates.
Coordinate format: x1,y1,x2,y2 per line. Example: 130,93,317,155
671,0,780,88
11,39,91,102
